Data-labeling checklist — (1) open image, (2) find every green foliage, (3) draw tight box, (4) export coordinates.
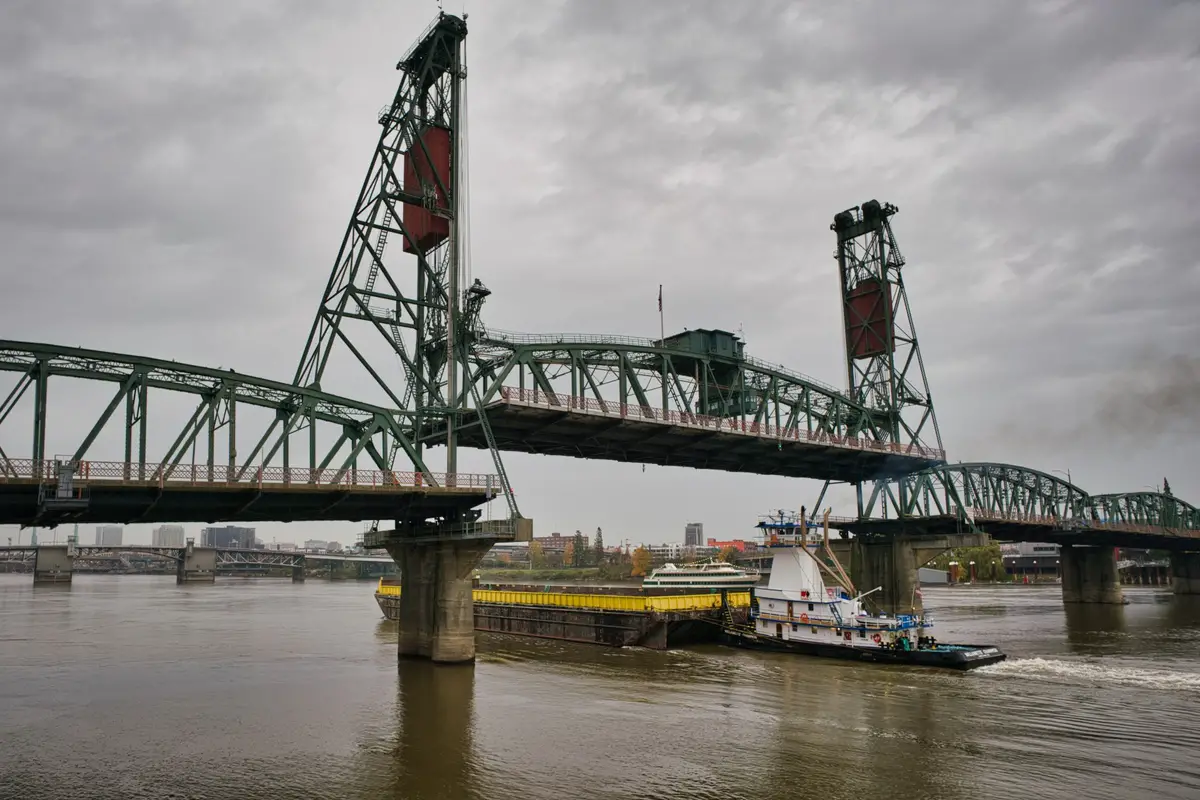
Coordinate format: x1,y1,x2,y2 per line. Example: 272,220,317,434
594,527,606,565
717,545,739,563
572,530,587,568
528,540,547,569
929,543,1009,582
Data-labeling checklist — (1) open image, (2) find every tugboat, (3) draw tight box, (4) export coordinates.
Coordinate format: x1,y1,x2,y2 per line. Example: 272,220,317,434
721,510,1006,670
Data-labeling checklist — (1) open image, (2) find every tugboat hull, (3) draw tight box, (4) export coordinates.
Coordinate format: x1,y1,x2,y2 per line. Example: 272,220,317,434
722,628,1006,670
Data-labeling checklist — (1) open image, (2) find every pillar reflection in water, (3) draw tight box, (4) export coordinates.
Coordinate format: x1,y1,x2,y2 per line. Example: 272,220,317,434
1063,603,1127,656
392,659,477,798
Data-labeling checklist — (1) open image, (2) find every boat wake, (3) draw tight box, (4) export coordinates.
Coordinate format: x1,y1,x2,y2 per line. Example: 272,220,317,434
976,657,1200,691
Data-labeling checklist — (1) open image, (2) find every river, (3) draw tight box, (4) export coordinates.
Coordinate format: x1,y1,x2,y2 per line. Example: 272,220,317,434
1,575,1197,800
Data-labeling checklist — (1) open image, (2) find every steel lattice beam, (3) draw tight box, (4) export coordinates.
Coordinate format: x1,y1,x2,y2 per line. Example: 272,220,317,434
835,462,1200,544
438,330,947,481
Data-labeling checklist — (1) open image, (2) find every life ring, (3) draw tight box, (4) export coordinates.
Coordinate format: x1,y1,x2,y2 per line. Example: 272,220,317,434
799,613,809,623
872,634,882,644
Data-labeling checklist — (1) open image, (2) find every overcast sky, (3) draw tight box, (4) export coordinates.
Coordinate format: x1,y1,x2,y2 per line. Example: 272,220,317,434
2,0,1198,546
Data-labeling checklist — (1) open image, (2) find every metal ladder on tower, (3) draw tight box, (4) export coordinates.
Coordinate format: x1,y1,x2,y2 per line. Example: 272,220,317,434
363,208,393,297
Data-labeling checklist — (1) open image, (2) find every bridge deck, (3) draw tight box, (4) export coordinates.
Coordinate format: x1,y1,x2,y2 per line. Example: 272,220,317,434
0,460,495,526
445,389,943,481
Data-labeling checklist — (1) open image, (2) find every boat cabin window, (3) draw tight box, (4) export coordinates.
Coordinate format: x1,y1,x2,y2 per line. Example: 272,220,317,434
808,603,814,611
858,629,866,638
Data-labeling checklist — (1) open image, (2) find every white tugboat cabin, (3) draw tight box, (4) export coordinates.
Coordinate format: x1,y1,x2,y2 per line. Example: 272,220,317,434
724,510,1006,670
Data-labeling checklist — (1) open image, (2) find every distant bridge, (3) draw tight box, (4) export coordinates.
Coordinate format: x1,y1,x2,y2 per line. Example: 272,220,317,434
0,544,396,583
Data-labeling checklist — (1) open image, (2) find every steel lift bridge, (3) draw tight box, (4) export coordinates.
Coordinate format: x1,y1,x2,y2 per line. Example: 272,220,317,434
2,14,1198,652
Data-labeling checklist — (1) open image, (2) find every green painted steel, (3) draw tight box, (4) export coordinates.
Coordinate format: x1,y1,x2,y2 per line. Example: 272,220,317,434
290,13,519,523
833,201,943,461
0,340,426,485
458,329,933,457
1092,491,1200,531
858,461,1199,534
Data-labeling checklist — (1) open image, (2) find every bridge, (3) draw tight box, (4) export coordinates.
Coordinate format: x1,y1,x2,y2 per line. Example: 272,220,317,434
2,12,1196,660
0,543,398,584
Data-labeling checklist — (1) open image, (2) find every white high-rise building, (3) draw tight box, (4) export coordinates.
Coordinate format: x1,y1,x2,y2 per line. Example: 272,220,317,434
151,524,186,547
95,526,123,546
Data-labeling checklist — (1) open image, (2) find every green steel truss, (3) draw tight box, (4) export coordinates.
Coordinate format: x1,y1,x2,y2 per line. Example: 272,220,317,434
0,340,430,485
1092,491,1200,531
833,201,942,456
859,462,1199,533
453,330,929,453
862,462,1090,524
291,13,518,519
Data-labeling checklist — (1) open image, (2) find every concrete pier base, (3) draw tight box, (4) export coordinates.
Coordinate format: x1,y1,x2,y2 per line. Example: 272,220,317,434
1170,551,1200,595
291,564,306,583
176,543,216,584
386,538,493,663
848,534,986,616
33,546,73,585
1061,545,1123,604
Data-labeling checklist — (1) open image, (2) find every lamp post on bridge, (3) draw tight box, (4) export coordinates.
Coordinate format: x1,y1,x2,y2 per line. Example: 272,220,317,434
1051,468,1072,485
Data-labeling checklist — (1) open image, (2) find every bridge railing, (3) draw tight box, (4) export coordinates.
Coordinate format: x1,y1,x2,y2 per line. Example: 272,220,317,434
495,387,947,460
0,458,499,492
827,507,1196,536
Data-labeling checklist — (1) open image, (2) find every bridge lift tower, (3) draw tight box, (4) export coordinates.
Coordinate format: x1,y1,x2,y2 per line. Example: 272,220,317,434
293,13,520,528
823,200,945,520
292,13,525,662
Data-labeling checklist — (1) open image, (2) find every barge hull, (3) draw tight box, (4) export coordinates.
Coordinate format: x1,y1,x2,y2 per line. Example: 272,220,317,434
721,628,1006,670
376,592,730,650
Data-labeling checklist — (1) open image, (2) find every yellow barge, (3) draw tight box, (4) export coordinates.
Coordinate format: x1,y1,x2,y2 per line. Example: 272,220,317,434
375,579,751,649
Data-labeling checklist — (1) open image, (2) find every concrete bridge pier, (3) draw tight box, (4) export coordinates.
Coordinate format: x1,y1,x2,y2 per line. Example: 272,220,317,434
848,533,987,616
1169,551,1200,595
176,540,216,584
385,538,493,663
33,545,73,585
1061,545,1123,604
291,563,306,582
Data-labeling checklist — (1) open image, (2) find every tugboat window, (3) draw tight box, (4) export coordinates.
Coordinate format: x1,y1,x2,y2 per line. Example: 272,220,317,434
807,603,814,611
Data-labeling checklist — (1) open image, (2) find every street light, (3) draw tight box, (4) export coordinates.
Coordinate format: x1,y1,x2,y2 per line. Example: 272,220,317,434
1051,468,1072,485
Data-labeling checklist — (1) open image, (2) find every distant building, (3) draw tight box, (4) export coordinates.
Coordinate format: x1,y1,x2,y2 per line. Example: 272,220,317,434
95,526,123,546
684,522,703,547
201,525,256,549
1002,541,1062,578
151,524,185,548
326,541,343,553
268,542,297,552
707,538,756,553
530,533,572,553
303,539,329,552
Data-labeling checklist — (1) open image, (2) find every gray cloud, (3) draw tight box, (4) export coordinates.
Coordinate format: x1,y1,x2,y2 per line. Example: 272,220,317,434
1,0,1197,544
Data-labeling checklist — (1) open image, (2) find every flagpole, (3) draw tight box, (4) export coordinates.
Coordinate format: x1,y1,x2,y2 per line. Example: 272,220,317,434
658,284,664,345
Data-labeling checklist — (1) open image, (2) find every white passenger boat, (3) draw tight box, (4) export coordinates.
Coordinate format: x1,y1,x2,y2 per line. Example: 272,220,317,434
722,511,1006,670
642,560,760,590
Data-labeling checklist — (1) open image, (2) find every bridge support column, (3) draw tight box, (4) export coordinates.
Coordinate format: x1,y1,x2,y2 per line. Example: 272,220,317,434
386,538,492,664
1061,546,1123,604
33,546,73,585
292,564,306,582
176,542,216,584
1169,552,1200,595
849,534,987,616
